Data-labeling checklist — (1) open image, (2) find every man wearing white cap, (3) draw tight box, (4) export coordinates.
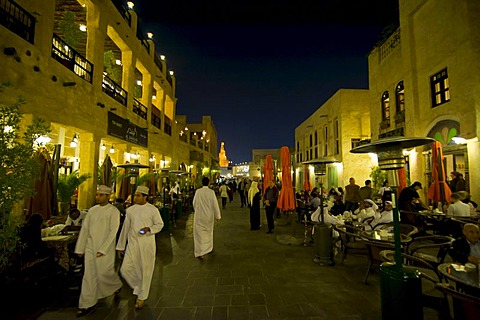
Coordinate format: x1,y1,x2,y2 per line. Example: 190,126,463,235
75,185,123,317
370,201,395,229
116,185,164,310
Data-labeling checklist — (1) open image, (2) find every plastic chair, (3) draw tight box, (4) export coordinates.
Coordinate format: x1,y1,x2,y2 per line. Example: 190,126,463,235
333,224,367,264
434,283,480,320
373,222,419,238
407,235,454,269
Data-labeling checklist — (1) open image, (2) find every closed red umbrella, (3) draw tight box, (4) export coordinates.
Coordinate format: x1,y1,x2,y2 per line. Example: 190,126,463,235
277,147,296,211
427,141,452,205
263,155,274,194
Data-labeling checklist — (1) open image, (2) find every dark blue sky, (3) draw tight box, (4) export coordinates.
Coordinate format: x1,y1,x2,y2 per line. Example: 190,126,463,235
135,1,399,164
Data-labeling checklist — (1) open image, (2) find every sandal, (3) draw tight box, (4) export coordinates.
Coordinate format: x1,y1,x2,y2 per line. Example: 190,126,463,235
135,299,145,310
76,306,95,317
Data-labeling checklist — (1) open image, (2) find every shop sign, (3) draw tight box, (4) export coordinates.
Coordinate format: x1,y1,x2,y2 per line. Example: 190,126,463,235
108,112,148,147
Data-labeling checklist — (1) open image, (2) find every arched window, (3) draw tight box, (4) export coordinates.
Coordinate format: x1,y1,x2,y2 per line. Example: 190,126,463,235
395,81,405,113
381,91,390,120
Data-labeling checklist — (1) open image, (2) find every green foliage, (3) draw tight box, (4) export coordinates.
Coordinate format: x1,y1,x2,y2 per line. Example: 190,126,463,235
57,170,91,204
103,50,122,83
0,82,50,271
136,172,154,188
58,10,85,50
370,166,388,191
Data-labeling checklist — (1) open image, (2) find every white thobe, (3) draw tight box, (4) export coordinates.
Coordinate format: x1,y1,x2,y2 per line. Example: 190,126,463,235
193,186,221,257
116,203,163,300
370,210,394,229
447,201,471,217
75,204,122,309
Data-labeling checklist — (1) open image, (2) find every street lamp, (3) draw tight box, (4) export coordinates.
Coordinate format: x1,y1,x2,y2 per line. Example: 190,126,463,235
351,136,434,319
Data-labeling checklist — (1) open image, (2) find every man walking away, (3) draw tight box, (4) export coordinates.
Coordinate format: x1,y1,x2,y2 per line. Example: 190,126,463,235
344,177,361,212
359,180,373,201
116,186,164,310
75,185,123,317
193,177,222,259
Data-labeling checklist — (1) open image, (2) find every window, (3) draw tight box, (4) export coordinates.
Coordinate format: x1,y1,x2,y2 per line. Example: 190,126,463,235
351,138,361,149
314,131,318,145
395,81,405,113
381,91,390,120
309,134,313,147
431,68,450,107
323,126,328,157
314,147,318,158
334,119,340,154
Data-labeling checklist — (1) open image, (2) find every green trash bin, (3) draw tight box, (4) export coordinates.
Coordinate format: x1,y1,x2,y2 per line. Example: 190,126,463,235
380,262,423,320
160,206,170,232
176,201,183,219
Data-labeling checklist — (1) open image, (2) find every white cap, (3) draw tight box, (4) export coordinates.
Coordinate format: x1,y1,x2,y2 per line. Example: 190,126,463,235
385,201,393,205
135,185,149,195
97,185,112,194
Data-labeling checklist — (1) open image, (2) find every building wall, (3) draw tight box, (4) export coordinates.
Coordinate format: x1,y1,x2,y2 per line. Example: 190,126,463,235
368,0,480,198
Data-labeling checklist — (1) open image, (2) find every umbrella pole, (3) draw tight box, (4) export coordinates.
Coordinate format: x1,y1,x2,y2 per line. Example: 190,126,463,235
437,145,446,206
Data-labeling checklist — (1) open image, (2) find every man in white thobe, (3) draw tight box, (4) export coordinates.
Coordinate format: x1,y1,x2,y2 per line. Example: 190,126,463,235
193,177,221,259
75,185,122,316
369,201,395,229
116,185,164,309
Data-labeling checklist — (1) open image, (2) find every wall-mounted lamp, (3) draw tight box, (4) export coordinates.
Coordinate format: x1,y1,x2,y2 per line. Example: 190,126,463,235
136,80,142,86
127,1,134,9
152,95,156,100
70,133,78,148
184,126,188,131
202,130,206,136
160,55,165,60
109,145,115,153
115,59,122,65
101,143,106,151
147,32,153,39
79,24,87,32
169,70,174,76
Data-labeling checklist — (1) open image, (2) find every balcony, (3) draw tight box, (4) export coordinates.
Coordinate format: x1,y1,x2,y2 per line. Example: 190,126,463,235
394,111,405,125
136,26,150,54
179,133,187,143
110,0,131,26
52,34,93,83
0,0,35,44
102,74,127,106
154,53,163,72
133,98,147,119
166,72,173,86
379,118,391,131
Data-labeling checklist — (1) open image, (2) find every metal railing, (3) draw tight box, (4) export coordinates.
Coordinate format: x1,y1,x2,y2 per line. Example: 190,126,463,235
102,74,127,105
110,0,131,26
52,34,93,83
154,53,163,72
0,0,35,43
166,72,173,86
133,98,147,119
136,27,150,54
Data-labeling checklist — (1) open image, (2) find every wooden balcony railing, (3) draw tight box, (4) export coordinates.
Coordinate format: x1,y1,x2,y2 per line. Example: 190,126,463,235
52,34,93,83
0,0,35,44
102,74,127,106
133,98,147,120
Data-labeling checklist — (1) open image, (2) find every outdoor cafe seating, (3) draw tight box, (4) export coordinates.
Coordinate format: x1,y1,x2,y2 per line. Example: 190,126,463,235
407,235,454,270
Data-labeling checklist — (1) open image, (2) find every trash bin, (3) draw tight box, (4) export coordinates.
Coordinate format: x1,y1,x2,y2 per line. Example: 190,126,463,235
160,206,170,232
176,201,183,219
313,222,334,266
380,263,423,320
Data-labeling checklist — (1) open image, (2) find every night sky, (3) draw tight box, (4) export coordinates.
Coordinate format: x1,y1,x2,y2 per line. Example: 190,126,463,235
135,1,399,163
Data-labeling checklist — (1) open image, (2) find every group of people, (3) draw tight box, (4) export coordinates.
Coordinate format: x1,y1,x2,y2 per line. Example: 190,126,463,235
74,184,164,316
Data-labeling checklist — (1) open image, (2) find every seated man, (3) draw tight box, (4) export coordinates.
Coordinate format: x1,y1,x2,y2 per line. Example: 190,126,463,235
307,192,321,211
353,199,378,223
370,201,394,229
62,208,86,233
446,192,471,217
449,223,480,265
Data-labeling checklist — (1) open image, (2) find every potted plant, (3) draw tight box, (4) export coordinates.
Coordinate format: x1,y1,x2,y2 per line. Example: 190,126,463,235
394,111,405,124
57,170,91,214
380,118,391,130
